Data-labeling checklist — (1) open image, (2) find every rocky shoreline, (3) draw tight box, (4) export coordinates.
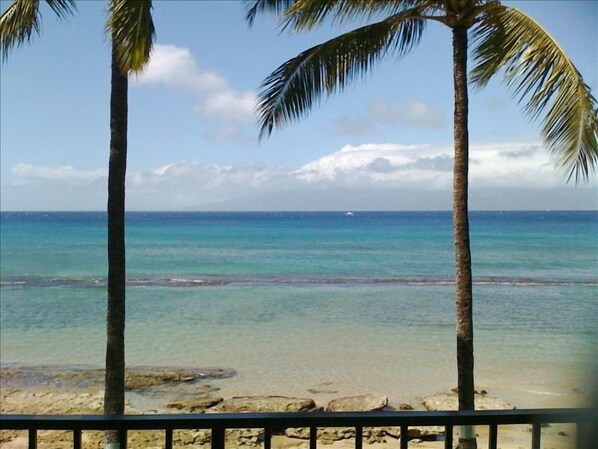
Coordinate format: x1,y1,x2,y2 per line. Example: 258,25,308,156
0,365,576,449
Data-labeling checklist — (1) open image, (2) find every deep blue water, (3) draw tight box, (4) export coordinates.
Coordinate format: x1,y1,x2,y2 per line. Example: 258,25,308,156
1,211,596,285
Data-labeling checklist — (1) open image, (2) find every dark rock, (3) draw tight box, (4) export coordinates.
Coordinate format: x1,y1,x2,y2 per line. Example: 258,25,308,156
407,427,445,439
381,427,401,439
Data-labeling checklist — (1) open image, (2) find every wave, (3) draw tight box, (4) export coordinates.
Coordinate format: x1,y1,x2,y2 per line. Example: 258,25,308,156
1,275,596,288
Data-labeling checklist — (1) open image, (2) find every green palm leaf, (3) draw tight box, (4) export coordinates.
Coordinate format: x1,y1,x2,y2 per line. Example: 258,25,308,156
46,0,77,18
471,5,598,182
281,0,425,31
257,9,425,138
109,0,155,72
0,0,76,61
245,0,297,27
247,0,432,31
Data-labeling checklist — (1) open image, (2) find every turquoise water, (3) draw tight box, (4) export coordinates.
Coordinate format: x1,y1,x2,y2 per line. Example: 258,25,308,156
1,211,596,407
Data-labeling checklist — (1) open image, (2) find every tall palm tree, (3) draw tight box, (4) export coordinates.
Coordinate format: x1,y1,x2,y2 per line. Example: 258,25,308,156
247,1,597,447
1,1,154,445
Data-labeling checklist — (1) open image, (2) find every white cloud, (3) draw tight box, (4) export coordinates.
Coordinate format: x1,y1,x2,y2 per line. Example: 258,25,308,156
294,141,579,190
2,141,596,211
11,164,106,183
134,45,224,91
369,100,446,129
3,165,108,211
367,157,398,174
467,142,558,187
198,90,256,124
295,143,429,183
134,44,257,140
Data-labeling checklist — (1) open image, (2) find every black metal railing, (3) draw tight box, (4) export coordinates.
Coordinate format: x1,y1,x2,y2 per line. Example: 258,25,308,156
1,408,595,449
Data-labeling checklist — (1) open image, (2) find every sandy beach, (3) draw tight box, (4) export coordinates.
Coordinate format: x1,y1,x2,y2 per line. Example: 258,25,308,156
0,365,583,449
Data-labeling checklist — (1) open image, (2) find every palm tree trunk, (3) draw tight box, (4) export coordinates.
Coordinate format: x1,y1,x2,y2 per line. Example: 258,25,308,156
452,25,477,449
104,38,128,449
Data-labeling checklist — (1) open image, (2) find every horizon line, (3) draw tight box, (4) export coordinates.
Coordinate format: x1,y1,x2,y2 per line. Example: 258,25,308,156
1,209,597,213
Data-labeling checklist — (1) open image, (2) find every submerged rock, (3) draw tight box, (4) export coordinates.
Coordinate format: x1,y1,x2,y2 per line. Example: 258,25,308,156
166,396,224,412
0,365,235,391
325,394,388,412
125,367,236,390
125,372,198,390
306,381,339,395
208,395,317,413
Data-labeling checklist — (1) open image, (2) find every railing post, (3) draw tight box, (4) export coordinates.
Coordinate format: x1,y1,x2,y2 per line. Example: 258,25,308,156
73,429,82,449
531,423,541,449
264,427,271,449
400,425,408,449
488,424,498,449
212,427,225,449
445,425,453,449
309,426,317,449
119,429,127,449
164,428,173,449
355,426,362,449
28,428,37,449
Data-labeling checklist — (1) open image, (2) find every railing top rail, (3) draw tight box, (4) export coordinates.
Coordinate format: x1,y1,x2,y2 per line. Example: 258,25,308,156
1,408,595,431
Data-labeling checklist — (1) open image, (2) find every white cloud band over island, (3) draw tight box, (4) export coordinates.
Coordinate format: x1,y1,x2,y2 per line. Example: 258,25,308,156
2,141,596,211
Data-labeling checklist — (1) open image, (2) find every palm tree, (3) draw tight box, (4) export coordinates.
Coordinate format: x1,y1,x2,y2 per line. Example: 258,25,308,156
246,1,597,447
1,1,154,445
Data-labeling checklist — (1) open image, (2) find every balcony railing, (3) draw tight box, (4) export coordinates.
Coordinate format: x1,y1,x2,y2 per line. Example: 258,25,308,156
1,408,595,449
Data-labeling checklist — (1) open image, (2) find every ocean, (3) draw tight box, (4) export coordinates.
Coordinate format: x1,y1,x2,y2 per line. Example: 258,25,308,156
1,211,596,408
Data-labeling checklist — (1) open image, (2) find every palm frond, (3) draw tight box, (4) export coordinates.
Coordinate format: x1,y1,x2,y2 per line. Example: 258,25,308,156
245,0,297,27
1,0,40,61
257,9,426,138
108,0,155,73
471,5,598,182
281,0,422,31
246,0,440,31
46,0,77,19
0,0,76,61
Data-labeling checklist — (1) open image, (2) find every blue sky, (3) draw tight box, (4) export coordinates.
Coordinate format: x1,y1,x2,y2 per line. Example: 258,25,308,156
1,0,596,211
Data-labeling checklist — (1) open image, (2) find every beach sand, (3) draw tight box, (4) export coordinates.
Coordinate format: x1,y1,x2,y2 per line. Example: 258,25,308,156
0,366,582,449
